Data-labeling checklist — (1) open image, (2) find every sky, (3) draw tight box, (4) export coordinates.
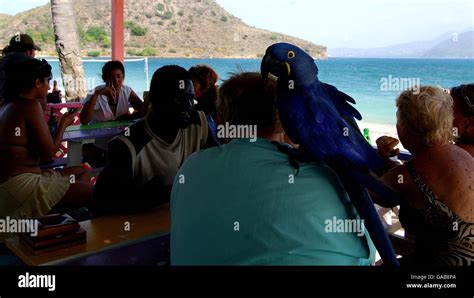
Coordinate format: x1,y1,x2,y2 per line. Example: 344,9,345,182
0,0,473,49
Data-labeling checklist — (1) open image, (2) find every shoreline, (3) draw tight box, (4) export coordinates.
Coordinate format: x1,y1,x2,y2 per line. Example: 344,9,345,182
358,121,407,152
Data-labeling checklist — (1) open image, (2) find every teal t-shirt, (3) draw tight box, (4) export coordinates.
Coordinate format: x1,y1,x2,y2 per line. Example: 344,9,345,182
171,138,376,265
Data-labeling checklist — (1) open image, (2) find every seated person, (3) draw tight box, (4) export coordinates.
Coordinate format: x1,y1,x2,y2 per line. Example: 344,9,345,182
451,83,474,157
0,57,93,237
189,65,219,140
171,72,376,265
80,60,143,167
80,60,143,124
46,80,62,104
374,86,474,265
91,65,218,215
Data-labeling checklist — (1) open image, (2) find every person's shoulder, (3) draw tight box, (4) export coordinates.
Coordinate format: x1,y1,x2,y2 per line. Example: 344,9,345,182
122,85,133,92
446,145,474,181
128,118,146,136
442,145,474,171
302,161,343,185
179,143,224,169
197,111,207,122
112,119,151,154
456,143,474,158
189,111,208,129
16,97,41,110
121,85,134,97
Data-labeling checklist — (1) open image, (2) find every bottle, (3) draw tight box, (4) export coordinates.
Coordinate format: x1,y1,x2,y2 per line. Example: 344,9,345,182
48,107,58,135
363,128,371,145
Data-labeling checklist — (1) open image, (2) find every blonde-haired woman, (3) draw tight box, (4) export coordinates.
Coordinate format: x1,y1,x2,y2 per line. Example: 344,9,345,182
375,86,474,265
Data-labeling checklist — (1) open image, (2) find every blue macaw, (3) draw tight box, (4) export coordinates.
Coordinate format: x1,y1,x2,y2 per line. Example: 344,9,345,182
261,42,401,266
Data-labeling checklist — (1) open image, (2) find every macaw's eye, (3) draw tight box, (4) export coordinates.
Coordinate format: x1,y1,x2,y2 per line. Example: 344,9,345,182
288,51,295,59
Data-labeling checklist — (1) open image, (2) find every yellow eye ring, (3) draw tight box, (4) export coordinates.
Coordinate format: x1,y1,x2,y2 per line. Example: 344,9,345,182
288,51,295,59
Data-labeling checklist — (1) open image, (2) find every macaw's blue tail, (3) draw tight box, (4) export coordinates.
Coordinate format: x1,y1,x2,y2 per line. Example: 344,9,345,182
351,170,402,207
337,170,400,266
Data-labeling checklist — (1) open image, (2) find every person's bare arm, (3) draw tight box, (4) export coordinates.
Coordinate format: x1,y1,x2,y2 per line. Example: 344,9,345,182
129,90,143,113
80,86,116,124
25,100,75,160
141,92,151,116
370,165,405,208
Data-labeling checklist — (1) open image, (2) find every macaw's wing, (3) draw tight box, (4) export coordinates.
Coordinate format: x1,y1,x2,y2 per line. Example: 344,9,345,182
303,83,362,157
297,85,340,155
305,82,385,171
321,82,362,121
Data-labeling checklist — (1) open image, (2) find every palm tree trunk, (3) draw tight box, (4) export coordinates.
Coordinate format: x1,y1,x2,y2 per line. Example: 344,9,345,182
50,0,86,102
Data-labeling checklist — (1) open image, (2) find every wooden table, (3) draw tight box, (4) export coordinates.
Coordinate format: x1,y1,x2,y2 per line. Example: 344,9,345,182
62,120,133,166
5,203,170,266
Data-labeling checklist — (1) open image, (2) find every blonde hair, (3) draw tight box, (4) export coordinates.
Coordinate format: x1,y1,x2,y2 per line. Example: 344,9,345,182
396,86,454,146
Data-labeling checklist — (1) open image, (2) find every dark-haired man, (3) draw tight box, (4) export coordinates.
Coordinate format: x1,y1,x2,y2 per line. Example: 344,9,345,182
92,65,218,214
451,84,474,157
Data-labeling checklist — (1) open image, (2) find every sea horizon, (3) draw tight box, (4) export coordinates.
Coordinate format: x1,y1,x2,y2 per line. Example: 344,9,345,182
44,57,474,128
39,55,474,60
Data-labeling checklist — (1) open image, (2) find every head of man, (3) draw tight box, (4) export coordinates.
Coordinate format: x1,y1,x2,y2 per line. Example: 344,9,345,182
451,84,474,144
8,34,41,57
4,58,52,107
149,65,198,128
396,86,455,153
217,72,281,142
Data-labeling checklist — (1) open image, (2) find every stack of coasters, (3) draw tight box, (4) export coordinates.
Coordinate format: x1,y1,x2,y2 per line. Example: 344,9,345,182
20,213,86,255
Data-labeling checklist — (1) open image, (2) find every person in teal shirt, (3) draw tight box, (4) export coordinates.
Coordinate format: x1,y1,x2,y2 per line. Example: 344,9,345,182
171,72,376,265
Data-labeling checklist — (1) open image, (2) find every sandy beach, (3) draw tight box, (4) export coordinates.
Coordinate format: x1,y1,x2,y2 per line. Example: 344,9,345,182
358,121,407,152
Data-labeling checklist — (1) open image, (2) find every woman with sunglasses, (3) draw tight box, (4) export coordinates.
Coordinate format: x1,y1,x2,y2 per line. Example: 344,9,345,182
0,57,93,231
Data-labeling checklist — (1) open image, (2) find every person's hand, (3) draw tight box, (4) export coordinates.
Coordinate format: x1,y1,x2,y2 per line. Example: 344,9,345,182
59,111,77,128
95,83,117,102
376,136,400,158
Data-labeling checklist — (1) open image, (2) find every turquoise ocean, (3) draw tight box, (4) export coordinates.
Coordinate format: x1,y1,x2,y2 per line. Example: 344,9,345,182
47,58,474,126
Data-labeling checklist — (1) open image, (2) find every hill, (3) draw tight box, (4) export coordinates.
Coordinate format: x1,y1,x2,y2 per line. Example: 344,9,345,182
330,30,473,59
0,0,327,59
423,31,474,58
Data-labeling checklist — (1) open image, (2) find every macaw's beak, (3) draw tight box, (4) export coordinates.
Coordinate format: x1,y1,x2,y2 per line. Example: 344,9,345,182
261,53,291,80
